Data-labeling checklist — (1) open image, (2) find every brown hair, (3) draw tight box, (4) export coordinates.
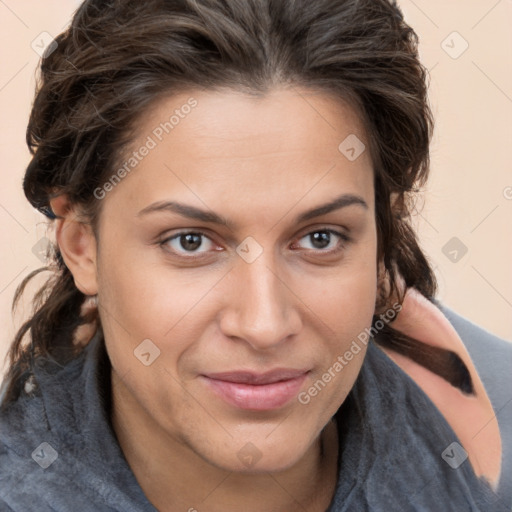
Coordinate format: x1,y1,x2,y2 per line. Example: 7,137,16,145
1,0,472,408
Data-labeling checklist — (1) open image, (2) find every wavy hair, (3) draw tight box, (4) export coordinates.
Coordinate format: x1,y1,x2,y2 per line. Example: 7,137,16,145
1,0,473,408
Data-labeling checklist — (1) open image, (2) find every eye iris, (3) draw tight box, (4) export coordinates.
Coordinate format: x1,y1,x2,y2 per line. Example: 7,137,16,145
311,231,330,249
174,232,335,253
180,233,202,251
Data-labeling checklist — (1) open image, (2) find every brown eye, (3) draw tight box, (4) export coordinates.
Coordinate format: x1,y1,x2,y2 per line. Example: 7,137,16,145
295,229,349,253
161,231,216,256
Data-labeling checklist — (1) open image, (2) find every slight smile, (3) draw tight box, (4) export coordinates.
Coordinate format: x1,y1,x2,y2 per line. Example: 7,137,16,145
200,369,311,410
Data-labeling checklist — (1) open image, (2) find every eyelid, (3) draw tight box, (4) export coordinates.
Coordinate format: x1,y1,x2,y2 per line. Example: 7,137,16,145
159,230,221,258
292,228,350,253
295,224,350,241
158,226,351,258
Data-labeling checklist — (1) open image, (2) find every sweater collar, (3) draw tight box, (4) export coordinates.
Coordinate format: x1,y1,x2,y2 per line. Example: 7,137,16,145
19,326,500,511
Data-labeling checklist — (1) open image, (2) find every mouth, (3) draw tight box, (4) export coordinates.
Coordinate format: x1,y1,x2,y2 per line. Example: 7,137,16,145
200,369,310,411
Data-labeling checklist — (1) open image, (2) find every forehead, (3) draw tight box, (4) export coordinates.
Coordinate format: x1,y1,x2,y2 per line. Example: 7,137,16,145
104,86,374,220
144,86,368,157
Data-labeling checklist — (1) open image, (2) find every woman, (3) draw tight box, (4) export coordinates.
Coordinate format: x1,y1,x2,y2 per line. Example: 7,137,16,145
0,0,510,510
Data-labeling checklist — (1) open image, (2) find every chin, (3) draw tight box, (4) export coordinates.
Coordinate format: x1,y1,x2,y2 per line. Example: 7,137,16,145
199,435,312,475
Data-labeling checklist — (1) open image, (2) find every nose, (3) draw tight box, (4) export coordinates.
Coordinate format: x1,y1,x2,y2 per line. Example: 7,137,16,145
219,253,302,351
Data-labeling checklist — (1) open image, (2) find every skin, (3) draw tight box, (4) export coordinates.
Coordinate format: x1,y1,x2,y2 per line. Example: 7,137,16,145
50,86,503,509
381,286,502,490
51,87,378,512
71,283,503,493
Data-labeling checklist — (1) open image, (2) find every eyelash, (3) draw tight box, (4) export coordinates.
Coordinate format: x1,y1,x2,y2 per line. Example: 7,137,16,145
158,228,351,261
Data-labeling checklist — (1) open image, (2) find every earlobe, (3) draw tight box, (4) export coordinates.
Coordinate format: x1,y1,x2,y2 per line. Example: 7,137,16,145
49,194,98,296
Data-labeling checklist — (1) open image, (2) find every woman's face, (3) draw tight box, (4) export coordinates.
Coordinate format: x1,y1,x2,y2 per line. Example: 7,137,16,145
95,87,378,472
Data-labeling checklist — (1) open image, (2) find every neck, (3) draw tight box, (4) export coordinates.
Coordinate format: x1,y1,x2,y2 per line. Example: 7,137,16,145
110,370,339,512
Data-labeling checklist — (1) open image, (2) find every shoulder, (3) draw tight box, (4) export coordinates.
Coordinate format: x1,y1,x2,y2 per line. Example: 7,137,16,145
436,303,512,399
436,303,512,502
336,338,507,510
0,380,52,507
379,292,510,495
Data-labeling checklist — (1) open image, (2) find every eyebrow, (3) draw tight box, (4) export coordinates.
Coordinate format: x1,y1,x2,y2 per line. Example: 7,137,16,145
136,193,368,230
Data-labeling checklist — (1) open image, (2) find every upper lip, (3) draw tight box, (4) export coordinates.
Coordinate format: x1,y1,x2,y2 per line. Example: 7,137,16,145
203,368,310,385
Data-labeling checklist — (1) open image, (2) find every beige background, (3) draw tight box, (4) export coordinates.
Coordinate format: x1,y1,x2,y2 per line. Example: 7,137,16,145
1,0,511,379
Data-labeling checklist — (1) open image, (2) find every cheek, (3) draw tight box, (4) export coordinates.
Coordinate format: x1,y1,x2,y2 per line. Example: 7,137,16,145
302,236,378,332
311,263,378,394
95,238,161,348
302,265,377,353
95,239,222,355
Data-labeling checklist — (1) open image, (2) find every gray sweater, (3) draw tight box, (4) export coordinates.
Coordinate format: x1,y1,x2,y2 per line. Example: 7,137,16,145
0,304,510,511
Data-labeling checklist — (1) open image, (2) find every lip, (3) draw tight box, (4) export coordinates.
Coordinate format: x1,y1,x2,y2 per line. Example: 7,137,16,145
204,368,310,385
201,369,310,410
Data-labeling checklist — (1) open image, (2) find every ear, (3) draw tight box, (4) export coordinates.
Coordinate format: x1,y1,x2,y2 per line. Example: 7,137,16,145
49,194,98,296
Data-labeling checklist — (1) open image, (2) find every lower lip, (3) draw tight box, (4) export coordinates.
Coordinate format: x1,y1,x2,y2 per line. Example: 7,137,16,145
201,374,308,410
